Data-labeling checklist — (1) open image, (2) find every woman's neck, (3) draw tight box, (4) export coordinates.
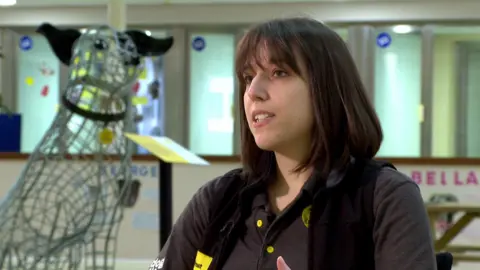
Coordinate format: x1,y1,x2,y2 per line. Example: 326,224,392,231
267,152,313,214
274,152,313,191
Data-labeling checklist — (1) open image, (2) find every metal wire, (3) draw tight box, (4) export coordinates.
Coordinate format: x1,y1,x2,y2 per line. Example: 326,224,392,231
0,25,140,270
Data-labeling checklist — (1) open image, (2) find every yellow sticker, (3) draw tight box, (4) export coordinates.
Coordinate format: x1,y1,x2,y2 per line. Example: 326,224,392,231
78,103,91,110
98,128,114,145
78,68,87,77
302,205,312,228
139,67,147,79
128,67,135,76
132,96,148,105
80,91,93,100
25,76,34,86
193,251,213,270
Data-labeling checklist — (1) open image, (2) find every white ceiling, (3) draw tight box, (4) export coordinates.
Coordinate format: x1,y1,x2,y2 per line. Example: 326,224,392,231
6,0,458,6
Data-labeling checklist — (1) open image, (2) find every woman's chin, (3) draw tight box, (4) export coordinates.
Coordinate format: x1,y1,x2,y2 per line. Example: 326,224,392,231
254,138,276,151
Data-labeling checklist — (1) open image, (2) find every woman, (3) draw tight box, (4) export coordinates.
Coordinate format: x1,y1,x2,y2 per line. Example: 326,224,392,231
150,17,436,270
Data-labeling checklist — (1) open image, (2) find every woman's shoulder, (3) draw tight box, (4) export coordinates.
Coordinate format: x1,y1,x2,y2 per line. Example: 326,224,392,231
373,165,424,214
371,166,436,269
375,166,418,192
194,168,246,203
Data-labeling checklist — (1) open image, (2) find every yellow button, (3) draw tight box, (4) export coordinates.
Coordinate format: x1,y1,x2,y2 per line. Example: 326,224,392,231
256,219,263,228
266,246,274,254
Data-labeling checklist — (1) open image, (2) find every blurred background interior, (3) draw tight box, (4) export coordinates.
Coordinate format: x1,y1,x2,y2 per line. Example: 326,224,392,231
1,0,480,269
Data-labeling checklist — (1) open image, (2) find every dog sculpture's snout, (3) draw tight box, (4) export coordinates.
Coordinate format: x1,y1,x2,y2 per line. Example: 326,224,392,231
117,179,141,208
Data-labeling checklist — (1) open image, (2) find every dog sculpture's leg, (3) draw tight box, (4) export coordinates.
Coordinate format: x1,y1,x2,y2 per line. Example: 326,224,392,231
83,227,119,270
64,243,83,270
82,135,133,270
0,106,128,270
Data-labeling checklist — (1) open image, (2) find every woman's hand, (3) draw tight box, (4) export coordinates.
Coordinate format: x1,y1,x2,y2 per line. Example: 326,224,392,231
277,256,291,270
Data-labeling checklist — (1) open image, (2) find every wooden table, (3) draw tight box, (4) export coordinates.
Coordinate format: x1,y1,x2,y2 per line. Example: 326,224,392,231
426,203,480,262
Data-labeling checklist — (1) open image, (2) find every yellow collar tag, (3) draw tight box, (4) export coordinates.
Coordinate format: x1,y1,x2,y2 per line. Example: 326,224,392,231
193,251,213,270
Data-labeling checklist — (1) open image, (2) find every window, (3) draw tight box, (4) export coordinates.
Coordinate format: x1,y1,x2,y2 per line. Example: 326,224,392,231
432,26,480,157
188,32,235,155
134,30,168,154
374,27,422,157
16,34,60,153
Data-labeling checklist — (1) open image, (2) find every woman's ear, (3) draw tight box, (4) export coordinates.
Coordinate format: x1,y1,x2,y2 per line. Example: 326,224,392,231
36,23,82,66
125,30,174,56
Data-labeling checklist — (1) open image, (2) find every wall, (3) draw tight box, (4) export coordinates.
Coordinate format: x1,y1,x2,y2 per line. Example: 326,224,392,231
432,33,480,157
0,159,479,269
1,2,479,26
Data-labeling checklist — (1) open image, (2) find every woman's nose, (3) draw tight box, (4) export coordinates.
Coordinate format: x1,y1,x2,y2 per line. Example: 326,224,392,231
246,77,268,101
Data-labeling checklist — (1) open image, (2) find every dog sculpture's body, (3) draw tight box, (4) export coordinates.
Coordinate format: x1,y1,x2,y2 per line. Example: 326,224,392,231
0,24,173,270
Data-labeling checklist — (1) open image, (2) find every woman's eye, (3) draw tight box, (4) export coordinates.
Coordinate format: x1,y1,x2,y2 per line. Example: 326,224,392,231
273,70,288,77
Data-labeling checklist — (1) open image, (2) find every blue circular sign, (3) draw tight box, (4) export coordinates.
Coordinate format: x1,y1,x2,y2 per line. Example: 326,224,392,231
376,32,392,48
19,36,33,51
192,36,206,51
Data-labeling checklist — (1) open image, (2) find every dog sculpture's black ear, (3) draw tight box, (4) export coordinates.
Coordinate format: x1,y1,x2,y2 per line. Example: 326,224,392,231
36,23,82,66
125,30,174,56
117,179,142,208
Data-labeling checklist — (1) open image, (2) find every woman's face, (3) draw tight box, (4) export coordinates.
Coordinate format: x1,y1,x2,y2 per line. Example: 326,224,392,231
243,48,314,154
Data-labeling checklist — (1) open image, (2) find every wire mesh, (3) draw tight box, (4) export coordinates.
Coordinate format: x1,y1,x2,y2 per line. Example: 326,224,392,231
0,25,141,270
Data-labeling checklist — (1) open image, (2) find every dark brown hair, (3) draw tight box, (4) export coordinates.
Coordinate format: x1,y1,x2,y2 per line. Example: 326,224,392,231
235,17,383,179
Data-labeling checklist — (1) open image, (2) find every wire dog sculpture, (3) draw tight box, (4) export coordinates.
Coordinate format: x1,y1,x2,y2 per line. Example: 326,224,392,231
0,23,173,270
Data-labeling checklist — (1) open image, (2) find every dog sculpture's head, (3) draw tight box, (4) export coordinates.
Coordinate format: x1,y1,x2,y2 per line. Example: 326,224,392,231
36,23,173,98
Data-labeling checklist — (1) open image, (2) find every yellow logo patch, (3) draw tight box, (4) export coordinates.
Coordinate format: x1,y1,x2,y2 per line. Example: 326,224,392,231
302,205,312,228
193,251,213,270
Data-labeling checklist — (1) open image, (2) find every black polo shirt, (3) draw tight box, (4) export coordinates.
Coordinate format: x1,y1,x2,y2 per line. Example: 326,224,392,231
151,166,437,270
221,190,311,269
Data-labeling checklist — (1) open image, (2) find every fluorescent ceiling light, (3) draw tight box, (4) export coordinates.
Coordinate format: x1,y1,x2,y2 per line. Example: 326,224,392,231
0,0,16,6
392,25,413,34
